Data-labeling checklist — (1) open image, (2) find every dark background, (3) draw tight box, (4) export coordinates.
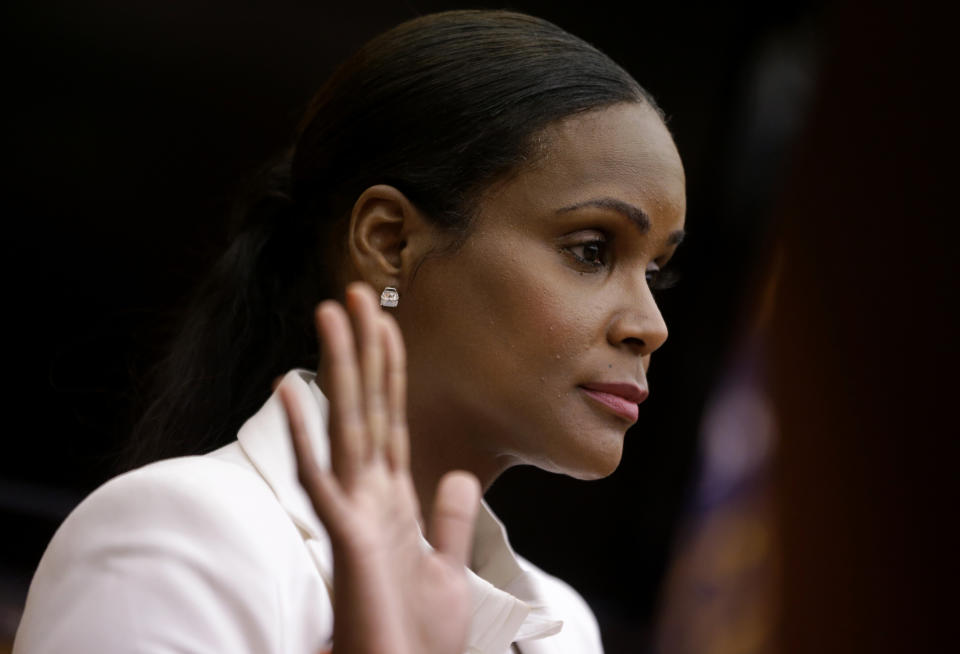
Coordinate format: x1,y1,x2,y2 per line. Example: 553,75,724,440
3,1,825,650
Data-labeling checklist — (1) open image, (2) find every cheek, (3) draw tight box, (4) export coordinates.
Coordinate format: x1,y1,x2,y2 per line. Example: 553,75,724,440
528,284,600,367
412,236,597,383
462,244,596,365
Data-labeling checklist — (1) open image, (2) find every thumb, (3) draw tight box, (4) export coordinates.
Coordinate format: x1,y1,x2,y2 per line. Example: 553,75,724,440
428,471,481,567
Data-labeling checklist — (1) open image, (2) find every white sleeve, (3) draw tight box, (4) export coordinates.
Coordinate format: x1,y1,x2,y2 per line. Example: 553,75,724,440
13,457,331,654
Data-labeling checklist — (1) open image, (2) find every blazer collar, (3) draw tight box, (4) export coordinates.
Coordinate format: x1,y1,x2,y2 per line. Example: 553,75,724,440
235,369,562,654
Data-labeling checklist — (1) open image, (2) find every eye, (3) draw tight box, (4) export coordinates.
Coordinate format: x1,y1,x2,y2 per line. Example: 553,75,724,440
645,262,660,286
646,262,680,291
565,238,609,268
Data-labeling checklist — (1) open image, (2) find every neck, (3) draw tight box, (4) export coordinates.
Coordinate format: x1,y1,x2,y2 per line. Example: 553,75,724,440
406,407,518,530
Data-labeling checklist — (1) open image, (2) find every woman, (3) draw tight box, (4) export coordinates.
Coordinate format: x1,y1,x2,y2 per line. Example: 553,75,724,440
14,9,685,654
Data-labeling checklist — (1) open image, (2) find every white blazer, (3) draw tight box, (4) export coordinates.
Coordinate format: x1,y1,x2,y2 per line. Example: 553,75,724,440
14,370,604,654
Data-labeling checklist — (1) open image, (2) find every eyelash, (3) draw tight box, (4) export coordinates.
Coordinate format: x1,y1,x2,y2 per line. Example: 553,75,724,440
564,238,680,291
566,239,610,268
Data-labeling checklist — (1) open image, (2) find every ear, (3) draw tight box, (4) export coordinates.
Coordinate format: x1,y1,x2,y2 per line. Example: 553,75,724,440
347,184,431,291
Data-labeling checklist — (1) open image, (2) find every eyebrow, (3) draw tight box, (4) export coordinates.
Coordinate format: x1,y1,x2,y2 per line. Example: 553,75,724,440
557,197,650,232
556,196,686,246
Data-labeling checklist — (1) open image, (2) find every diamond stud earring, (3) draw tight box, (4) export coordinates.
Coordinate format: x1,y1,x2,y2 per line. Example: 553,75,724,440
380,286,399,308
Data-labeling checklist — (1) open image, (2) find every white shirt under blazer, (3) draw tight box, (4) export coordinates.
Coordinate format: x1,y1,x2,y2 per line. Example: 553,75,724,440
14,369,604,654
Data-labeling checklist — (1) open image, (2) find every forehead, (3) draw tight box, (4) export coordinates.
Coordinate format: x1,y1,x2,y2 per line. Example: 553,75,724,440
503,102,687,225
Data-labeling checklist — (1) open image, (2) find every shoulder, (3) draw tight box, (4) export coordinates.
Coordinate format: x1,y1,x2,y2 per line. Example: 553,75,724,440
519,556,605,653
15,456,330,654
59,455,297,562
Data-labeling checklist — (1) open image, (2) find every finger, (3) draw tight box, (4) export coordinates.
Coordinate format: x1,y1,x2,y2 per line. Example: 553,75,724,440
279,383,341,525
428,471,481,568
346,282,388,459
316,300,366,488
381,311,409,471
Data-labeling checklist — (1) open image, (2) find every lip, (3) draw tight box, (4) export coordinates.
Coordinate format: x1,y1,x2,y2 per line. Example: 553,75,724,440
578,382,649,423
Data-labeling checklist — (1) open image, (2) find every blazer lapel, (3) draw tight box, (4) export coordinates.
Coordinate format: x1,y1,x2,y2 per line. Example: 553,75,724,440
236,368,330,542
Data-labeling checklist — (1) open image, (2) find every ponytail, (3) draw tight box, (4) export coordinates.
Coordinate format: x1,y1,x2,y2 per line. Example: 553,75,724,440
124,150,326,468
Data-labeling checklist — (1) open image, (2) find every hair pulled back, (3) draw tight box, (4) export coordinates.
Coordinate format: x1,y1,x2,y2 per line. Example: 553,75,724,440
128,9,659,467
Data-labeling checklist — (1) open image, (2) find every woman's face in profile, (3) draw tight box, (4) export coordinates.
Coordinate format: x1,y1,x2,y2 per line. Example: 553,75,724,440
402,101,686,478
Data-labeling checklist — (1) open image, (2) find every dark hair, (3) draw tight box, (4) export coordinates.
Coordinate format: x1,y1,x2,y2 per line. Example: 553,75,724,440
126,9,660,467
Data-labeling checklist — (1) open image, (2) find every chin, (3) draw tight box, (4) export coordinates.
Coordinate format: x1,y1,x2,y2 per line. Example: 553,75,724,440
540,439,625,480
569,455,623,480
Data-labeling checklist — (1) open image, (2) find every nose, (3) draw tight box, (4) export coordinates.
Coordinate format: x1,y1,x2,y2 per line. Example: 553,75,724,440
606,282,669,358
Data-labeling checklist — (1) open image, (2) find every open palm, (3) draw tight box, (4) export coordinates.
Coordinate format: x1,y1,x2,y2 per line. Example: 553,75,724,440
279,283,480,654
